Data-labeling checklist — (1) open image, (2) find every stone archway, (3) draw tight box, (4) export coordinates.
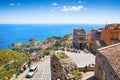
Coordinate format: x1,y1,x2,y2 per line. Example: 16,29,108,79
79,43,86,50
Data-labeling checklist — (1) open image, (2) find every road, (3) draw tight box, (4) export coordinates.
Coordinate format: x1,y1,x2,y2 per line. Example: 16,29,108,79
15,56,51,80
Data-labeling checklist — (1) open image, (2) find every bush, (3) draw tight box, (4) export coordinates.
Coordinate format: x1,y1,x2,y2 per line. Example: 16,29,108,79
71,71,82,79
55,52,68,59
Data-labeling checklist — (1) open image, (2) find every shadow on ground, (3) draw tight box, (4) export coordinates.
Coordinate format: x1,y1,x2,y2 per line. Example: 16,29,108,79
86,76,96,80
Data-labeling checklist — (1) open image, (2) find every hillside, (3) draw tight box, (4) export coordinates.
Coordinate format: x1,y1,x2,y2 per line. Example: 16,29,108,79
0,50,30,80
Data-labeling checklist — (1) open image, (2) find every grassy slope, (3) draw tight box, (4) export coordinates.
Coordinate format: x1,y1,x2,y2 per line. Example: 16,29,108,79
0,50,29,79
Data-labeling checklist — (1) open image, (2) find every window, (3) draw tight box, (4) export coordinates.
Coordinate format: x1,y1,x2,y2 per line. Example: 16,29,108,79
29,69,34,72
111,34,118,40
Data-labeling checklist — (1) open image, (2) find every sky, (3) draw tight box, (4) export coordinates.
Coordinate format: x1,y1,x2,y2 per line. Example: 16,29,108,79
0,0,120,24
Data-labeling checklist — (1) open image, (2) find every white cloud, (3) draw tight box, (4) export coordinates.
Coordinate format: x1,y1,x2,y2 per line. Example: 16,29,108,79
61,6,84,11
52,3,58,6
9,3,15,6
9,3,21,6
78,1,82,3
51,3,61,12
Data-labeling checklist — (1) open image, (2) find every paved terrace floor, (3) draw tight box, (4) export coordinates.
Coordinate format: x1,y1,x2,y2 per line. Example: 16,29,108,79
14,56,51,80
63,51,95,68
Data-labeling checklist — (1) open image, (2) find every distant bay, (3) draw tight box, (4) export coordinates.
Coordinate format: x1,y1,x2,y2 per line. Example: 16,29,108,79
0,24,104,49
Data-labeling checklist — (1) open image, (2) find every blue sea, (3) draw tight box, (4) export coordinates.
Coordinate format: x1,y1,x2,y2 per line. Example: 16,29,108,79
0,24,104,49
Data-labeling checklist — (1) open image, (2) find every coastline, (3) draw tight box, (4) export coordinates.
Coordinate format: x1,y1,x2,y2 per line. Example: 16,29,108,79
0,24,104,49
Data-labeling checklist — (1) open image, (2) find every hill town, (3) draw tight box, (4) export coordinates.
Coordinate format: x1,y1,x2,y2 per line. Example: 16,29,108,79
0,23,120,80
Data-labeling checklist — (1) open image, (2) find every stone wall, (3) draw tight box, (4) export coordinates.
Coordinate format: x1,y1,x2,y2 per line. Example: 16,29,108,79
78,67,95,72
95,43,120,80
51,55,64,80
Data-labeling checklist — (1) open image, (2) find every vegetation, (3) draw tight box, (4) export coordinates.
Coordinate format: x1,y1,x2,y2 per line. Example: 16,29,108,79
47,34,71,46
55,52,68,59
60,34,70,42
0,34,72,79
45,36,61,42
71,71,83,80
28,38,38,46
40,34,71,55
9,38,42,53
9,34,71,56
43,34,72,55
56,34,71,47
45,34,71,51
0,50,31,80
47,45,59,51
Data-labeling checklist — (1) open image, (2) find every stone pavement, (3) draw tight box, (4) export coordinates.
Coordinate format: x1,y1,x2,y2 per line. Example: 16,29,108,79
81,71,96,80
12,56,51,80
64,51,95,68
27,56,51,80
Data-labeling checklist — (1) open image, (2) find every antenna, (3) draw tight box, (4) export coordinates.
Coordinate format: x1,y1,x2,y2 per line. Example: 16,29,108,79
105,21,107,25
105,20,107,26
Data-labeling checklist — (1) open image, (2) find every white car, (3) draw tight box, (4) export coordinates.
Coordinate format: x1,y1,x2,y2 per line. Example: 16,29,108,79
26,66,38,78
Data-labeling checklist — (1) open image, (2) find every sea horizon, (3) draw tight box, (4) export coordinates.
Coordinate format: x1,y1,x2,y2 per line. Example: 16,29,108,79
0,24,104,49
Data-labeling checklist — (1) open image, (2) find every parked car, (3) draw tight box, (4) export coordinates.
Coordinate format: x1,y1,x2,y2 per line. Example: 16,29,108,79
26,66,38,78
20,67,24,73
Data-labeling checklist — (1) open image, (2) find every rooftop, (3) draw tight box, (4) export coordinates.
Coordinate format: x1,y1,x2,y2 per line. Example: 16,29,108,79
105,24,120,30
74,29,86,35
92,28,103,32
98,43,120,78
109,23,120,26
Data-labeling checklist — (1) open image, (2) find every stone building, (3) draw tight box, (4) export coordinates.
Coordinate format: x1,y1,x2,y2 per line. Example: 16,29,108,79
95,43,120,80
51,51,77,80
87,28,106,52
101,24,120,45
87,23,120,53
73,29,87,50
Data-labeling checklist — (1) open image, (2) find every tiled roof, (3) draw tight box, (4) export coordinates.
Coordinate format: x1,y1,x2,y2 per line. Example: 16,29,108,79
98,43,120,77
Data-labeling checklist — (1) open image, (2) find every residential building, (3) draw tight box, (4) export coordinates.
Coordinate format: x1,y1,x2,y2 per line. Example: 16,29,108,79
73,29,87,50
101,24,120,45
87,28,106,52
87,23,120,53
95,43,120,80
